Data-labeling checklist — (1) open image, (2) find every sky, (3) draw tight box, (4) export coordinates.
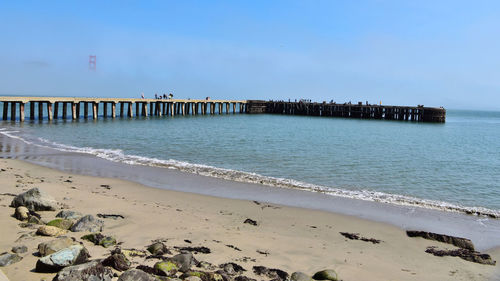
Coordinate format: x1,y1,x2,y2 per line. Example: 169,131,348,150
1,1,500,110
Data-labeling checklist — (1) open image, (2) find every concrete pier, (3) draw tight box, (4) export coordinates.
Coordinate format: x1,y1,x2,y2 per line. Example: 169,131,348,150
0,97,445,123
0,97,247,121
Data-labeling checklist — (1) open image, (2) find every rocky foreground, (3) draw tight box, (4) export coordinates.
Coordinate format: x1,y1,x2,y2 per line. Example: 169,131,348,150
0,187,343,281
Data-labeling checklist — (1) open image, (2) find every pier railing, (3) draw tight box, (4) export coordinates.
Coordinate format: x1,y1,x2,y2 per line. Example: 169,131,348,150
0,97,446,123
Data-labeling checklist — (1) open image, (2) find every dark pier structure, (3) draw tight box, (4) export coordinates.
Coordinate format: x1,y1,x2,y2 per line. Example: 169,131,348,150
246,100,446,123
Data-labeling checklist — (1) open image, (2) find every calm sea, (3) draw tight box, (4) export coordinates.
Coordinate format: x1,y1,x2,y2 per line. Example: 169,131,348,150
1,108,499,217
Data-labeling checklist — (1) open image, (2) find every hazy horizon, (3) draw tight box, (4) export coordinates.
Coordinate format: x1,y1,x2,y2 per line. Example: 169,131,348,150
1,1,500,110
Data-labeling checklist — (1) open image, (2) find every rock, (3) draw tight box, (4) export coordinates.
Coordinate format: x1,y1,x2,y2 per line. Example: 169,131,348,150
135,265,163,275
122,249,147,258
253,266,289,281
118,269,156,281
35,245,90,273
81,233,116,248
235,276,256,281
198,261,217,270
14,206,29,221
11,245,27,254
220,263,246,275
101,253,130,271
36,225,67,237
406,230,475,251
185,276,203,281
0,252,22,266
56,210,83,220
180,271,208,280
47,218,74,230
38,237,76,257
53,260,113,281
154,261,180,276
70,215,104,232
171,252,197,273
27,216,41,224
10,187,58,211
291,272,313,281
147,242,170,255
15,232,35,242
425,247,496,265
312,269,338,281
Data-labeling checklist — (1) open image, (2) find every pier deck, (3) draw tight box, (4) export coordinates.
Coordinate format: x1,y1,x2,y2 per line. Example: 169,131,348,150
0,97,445,123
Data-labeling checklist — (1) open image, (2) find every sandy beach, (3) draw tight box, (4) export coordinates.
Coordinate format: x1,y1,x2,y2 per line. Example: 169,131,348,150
0,158,498,281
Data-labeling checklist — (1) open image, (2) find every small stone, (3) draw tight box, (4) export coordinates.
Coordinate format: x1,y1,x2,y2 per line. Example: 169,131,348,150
154,261,179,276
47,218,74,230
70,215,104,232
56,210,83,220
81,233,116,248
147,242,169,255
312,270,338,281
53,260,113,281
15,233,35,242
0,252,23,266
235,276,256,281
185,276,202,281
36,225,67,237
253,266,289,281
28,216,41,224
35,245,90,273
38,237,76,257
10,187,58,211
291,272,314,281
118,269,156,281
101,253,130,271
11,245,27,254
14,206,29,221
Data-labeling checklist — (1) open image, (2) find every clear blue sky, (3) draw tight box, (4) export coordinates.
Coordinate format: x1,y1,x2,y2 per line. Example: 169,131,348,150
1,1,499,109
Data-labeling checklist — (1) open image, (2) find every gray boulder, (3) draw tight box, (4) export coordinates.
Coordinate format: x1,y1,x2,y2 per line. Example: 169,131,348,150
70,215,104,232
171,252,196,273
10,188,58,211
291,272,313,281
118,269,157,281
0,253,22,266
38,237,76,257
35,245,89,273
56,210,83,220
53,260,113,281
312,270,338,281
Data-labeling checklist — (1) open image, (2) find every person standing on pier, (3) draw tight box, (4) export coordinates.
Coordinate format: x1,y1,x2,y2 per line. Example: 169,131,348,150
141,92,145,99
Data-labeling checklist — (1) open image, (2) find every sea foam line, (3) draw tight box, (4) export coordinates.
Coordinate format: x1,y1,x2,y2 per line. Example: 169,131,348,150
1,130,498,219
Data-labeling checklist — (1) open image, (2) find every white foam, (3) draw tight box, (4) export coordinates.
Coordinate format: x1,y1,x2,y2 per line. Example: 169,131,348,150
2,131,499,219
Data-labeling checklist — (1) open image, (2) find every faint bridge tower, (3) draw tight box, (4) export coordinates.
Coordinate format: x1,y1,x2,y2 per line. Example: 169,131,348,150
89,55,96,71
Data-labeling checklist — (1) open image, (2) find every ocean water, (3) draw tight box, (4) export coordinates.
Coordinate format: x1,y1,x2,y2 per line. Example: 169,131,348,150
1,107,499,217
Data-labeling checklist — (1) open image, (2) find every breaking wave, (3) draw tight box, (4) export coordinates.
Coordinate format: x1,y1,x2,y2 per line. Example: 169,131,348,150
1,129,499,219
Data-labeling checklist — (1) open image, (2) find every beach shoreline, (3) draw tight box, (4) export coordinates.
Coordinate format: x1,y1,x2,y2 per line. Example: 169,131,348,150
1,132,499,251
0,157,499,280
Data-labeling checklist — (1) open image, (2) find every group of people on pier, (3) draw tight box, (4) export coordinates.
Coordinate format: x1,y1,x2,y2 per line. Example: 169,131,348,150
140,93,174,100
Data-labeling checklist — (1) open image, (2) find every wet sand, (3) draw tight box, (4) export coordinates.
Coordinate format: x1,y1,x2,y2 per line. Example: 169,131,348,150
0,158,499,281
